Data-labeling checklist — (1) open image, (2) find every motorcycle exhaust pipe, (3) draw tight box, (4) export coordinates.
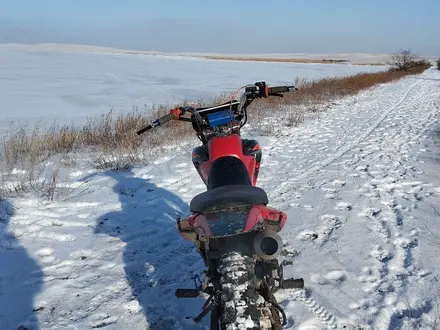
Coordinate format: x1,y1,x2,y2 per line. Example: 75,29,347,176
253,230,283,260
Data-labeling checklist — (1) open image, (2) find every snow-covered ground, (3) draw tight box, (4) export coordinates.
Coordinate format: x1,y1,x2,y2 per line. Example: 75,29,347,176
1,53,440,329
0,48,383,137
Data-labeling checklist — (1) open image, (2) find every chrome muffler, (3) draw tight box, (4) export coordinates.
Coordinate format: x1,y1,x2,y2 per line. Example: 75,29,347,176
254,230,283,260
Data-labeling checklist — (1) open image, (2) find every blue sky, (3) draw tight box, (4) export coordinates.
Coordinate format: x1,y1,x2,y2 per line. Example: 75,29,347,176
0,0,438,55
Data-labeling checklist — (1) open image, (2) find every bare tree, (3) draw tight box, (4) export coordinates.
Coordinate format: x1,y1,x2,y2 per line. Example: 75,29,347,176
388,49,417,71
437,58,440,70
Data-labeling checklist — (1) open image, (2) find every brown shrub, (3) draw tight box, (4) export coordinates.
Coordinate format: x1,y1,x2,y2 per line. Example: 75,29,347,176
387,49,431,72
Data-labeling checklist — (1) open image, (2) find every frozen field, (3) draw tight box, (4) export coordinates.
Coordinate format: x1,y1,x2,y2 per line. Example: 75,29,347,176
0,49,383,136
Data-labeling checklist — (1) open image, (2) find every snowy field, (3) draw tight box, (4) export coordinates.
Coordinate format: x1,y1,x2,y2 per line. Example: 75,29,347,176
0,49,383,137
1,49,440,330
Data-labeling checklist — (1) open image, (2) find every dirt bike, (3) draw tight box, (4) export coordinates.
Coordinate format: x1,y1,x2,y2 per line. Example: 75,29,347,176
137,82,304,329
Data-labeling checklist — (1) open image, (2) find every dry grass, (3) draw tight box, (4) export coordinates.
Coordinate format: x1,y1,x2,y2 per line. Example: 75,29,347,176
1,107,192,171
202,56,353,64
0,96,233,194
0,62,431,176
357,62,388,66
270,64,429,104
0,162,61,200
203,56,394,66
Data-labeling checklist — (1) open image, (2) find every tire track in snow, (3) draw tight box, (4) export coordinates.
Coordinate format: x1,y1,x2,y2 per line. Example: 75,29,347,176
340,81,438,328
335,81,437,174
274,71,440,329
345,85,440,329
268,79,420,201
290,289,345,329
355,172,421,329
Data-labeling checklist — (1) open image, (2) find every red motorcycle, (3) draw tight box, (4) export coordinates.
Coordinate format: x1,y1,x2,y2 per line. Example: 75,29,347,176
137,82,304,329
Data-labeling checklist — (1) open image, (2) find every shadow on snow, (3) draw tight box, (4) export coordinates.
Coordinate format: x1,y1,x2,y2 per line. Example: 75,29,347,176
91,169,206,329
0,199,43,329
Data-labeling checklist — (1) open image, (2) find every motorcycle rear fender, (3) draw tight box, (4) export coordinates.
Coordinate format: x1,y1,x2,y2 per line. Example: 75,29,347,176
177,205,287,240
244,205,287,232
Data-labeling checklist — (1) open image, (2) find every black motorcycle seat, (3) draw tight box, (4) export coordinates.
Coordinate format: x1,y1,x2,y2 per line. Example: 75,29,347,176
190,185,268,213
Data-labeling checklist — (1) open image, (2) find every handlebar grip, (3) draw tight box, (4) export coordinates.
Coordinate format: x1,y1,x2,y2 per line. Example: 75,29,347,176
175,288,200,298
136,112,175,135
281,278,304,289
268,86,297,95
159,112,174,125
136,125,152,135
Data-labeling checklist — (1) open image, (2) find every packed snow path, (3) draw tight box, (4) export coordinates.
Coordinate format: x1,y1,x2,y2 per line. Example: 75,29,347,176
1,68,440,330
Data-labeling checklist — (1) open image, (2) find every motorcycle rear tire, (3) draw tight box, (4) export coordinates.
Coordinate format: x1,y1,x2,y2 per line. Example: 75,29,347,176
217,245,263,329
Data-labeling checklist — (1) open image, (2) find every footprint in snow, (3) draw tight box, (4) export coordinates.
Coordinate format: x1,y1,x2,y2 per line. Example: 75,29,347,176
310,270,348,286
321,214,344,228
369,246,392,262
298,215,344,244
37,247,58,264
321,187,338,194
359,207,382,218
88,313,118,328
356,165,369,172
123,300,142,314
37,247,54,257
336,202,352,211
325,193,338,200
280,244,300,258
298,231,319,242
70,249,94,260
26,230,76,243
357,267,378,284
330,180,346,187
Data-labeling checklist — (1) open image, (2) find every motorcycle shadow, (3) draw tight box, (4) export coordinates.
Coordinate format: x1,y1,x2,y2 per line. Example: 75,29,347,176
93,169,206,329
0,199,43,330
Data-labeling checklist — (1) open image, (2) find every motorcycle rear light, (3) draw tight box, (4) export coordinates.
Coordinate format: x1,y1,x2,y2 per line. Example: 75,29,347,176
207,110,235,128
205,210,248,237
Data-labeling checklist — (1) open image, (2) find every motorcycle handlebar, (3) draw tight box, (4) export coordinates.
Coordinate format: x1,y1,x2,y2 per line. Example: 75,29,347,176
268,85,297,95
136,83,298,135
136,112,175,135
